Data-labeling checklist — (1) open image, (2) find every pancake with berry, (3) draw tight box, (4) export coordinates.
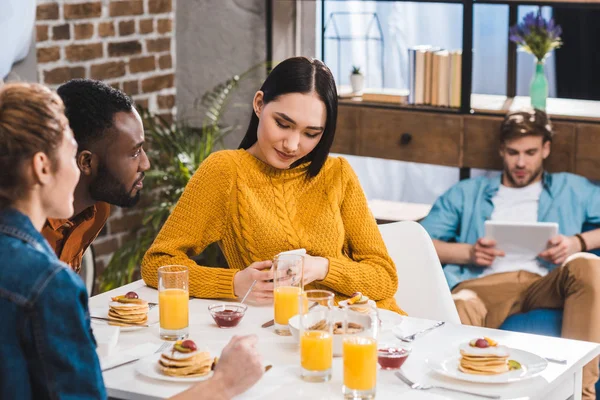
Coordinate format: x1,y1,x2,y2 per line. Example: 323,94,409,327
346,292,371,313
459,337,510,375
158,340,213,377
108,291,149,326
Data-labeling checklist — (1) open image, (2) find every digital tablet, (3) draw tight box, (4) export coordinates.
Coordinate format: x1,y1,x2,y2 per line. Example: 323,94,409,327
484,221,559,257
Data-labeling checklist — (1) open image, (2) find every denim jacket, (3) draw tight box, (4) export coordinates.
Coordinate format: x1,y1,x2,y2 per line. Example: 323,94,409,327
0,208,106,400
421,172,600,289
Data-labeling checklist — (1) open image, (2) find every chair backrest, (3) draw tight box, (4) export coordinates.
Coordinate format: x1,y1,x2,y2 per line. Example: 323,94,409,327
378,221,461,324
80,247,96,295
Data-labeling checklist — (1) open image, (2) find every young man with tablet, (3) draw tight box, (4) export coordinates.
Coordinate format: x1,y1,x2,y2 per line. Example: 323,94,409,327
421,109,600,399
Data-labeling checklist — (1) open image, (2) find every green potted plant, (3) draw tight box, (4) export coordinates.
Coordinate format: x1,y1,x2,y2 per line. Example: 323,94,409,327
350,65,364,93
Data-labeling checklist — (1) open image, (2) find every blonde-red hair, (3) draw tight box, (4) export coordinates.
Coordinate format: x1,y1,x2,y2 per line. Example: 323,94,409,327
0,83,69,208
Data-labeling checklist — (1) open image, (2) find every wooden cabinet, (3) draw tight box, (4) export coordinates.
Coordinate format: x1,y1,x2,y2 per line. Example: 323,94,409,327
334,103,598,180
463,116,503,170
463,117,576,172
576,123,600,181
336,105,463,167
331,104,359,155
358,108,463,167
545,122,576,173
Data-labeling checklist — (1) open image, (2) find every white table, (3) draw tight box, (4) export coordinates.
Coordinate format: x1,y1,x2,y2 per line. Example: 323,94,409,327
94,280,600,400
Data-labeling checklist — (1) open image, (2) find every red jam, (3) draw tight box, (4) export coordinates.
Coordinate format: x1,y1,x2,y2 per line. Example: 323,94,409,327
377,347,410,370
212,309,244,328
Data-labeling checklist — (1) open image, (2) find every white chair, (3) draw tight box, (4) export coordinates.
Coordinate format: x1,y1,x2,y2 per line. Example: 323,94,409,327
80,247,96,295
378,221,461,324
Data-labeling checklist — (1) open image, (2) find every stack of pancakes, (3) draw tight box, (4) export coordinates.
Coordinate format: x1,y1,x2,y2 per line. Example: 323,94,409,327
108,296,149,326
158,346,213,377
459,342,510,375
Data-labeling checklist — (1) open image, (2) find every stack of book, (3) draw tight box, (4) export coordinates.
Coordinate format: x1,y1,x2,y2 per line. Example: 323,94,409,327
408,46,462,108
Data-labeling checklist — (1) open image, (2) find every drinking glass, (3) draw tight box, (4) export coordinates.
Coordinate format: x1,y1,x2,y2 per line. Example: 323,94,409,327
342,304,379,399
272,254,303,336
299,290,334,382
158,265,189,340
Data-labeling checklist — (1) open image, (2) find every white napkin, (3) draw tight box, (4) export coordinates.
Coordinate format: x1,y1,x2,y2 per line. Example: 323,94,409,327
100,342,159,371
91,324,119,358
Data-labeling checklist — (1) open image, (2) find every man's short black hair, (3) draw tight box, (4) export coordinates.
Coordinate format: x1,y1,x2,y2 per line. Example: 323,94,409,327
57,79,134,150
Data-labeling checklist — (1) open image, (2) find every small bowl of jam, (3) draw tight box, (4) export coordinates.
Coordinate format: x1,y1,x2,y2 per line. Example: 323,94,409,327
377,343,411,370
208,303,247,328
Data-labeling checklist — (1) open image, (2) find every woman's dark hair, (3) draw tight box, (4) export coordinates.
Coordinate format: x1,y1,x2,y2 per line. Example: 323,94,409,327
500,109,553,144
238,57,338,177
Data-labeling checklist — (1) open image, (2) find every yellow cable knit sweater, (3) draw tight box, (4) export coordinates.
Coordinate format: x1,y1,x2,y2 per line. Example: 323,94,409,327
141,149,405,314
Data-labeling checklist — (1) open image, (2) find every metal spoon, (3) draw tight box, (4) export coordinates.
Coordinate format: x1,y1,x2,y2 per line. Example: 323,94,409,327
240,280,257,305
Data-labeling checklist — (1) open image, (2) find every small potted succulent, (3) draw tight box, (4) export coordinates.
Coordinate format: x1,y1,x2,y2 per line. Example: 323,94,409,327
350,65,364,93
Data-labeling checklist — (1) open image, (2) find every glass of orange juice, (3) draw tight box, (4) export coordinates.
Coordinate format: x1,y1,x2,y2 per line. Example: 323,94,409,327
273,254,303,336
158,265,189,340
342,305,379,399
299,290,334,382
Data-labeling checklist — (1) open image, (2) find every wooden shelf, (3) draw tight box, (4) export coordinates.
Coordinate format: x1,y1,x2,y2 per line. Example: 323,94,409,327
340,94,600,122
471,94,600,122
339,97,461,114
336,101,600,180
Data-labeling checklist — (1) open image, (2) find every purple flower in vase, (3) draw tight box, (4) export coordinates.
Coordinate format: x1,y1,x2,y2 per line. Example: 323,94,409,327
508,26,522,44
536,12,546,30
509,8,562,62
523,11,536,29
547,19,562,41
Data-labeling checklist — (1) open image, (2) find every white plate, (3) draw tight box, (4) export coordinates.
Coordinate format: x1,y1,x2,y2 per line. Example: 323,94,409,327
90,306,159,332
425,348,548,384
135,353,213,383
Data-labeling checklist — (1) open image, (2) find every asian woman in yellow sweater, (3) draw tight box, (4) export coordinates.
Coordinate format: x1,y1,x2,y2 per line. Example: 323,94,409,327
141,57,404,314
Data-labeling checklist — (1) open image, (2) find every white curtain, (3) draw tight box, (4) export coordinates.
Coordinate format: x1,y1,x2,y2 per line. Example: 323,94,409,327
0,0,36,80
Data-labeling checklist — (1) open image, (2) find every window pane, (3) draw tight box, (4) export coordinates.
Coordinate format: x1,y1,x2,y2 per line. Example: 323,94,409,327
319,0,463,90
473,4,508,95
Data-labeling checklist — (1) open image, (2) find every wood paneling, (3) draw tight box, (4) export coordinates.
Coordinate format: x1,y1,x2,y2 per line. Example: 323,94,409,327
463,116,503,170
576,123,600,181
335,104,597,179
332,105,360,154
545,122,576,173
461,117,575,172
357,108,463,167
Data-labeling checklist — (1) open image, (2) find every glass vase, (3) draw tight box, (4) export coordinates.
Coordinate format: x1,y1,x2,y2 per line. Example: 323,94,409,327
530,60,548,111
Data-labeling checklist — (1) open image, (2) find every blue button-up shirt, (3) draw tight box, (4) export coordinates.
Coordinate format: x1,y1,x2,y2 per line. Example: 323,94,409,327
0,208,106,399
421,172,600,289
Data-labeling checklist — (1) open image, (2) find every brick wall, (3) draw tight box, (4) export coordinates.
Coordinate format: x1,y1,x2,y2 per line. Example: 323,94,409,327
35,0,176,289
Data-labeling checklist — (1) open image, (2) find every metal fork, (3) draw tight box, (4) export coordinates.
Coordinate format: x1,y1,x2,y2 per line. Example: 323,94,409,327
102,342,170,372
396,321,445,342
155,341,171,354
395,371,501,399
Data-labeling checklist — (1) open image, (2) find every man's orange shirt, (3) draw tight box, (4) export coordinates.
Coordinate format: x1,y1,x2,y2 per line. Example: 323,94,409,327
42,202,111,273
